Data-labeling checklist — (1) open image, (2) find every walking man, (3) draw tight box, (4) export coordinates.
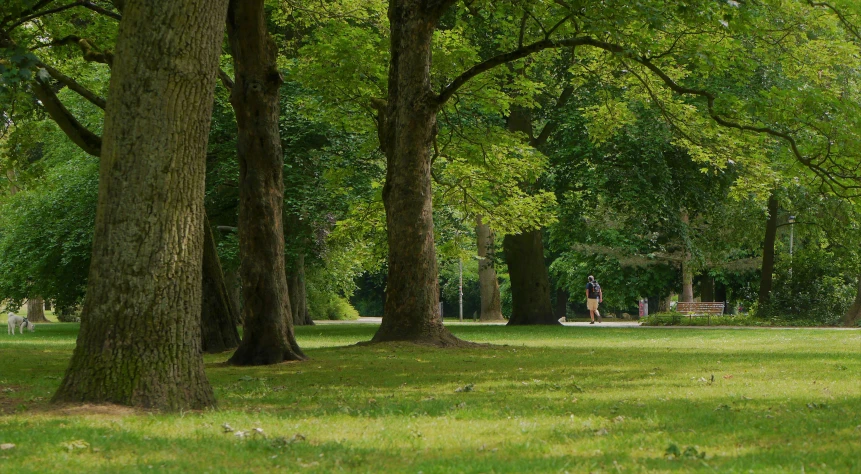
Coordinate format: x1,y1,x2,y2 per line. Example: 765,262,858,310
586,275,602,324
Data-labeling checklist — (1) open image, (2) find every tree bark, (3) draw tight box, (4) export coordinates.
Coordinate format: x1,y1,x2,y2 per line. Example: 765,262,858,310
53,0,227,409
226,0,305,365
476,215,504,321
503,230,559,325
288,252,314,326
223,267,242,324
26,298,48,323
758,194,779,307
200,214,241,353
369,1,463,346
842,275,861,327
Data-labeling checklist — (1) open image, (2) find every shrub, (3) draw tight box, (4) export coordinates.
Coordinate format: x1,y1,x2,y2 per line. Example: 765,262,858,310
307,283,360,320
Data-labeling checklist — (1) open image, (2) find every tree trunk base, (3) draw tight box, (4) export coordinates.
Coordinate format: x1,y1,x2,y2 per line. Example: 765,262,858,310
26,298,49,323
228,340,306,366
479,313,506,322
502,231,558,325
369,322,470,348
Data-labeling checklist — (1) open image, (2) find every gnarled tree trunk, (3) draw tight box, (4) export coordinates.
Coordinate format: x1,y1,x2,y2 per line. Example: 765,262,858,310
842,275,861,327
503,230,559,325
53,0,227,409
476,215,504,321
370,1,462,346
226,0,305,365
758,194,779,307
26,298,48,323
201,214,241,353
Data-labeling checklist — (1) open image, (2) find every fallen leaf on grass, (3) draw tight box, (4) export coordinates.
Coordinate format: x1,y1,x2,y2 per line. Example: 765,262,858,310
0,443,15,450
723,375,733,379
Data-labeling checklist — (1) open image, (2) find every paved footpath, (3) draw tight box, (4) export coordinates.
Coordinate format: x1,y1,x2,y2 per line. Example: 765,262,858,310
314,317,858,330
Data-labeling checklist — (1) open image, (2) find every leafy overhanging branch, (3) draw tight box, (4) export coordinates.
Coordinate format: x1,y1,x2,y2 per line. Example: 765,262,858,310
4,0,121,30
436,34,860,195
807,1,861,43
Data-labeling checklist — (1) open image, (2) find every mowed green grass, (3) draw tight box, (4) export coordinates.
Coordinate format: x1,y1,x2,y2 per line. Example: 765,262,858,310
0,323,859,473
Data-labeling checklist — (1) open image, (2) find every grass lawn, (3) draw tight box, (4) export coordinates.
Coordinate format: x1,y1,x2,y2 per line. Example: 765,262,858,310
1,323,859,473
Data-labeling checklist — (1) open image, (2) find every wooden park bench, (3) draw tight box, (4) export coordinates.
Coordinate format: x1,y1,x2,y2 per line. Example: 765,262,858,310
675,302,725,325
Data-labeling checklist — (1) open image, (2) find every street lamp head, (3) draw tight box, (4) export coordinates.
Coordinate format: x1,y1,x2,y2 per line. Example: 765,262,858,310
788,215,795,224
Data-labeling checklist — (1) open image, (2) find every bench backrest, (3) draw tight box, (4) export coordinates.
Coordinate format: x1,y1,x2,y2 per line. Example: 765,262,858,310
676,302,725,314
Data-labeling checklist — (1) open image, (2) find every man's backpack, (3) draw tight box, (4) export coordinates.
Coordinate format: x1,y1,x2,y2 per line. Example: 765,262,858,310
591,281,601,299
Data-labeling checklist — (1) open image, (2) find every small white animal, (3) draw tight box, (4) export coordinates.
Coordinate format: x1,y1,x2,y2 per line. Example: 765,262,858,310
7,312,35,335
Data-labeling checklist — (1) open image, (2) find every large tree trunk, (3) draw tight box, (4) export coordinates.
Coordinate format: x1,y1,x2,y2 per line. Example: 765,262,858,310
288,252,314,326
842,275,861,327
758,195,779,307
476,215,504,321
680,210,694,303
201,215,241,353
370,1,462,346
53,0,226,409
226,0,305,365
503,230,559,325
502,106,557,325
26,298,48,323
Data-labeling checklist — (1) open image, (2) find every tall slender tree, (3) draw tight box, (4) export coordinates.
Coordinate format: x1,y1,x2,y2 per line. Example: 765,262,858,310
225,0,305,364
758,195,780,307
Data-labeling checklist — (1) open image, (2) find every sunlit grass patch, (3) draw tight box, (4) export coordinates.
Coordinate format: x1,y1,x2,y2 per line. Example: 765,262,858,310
1,323,859,472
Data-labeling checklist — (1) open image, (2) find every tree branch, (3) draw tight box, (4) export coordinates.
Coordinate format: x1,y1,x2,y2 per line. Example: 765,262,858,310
439,33,859,192
43,35,114,66
217,69,234,91
31,77,102,157
1,0,55,28
8,1,120,30
807,1,861,43
437,36,603,105
532,85,574,147
39,63,106,109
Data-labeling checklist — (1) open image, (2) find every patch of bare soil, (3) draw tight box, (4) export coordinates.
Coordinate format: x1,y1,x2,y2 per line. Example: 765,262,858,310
50,403,142,417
